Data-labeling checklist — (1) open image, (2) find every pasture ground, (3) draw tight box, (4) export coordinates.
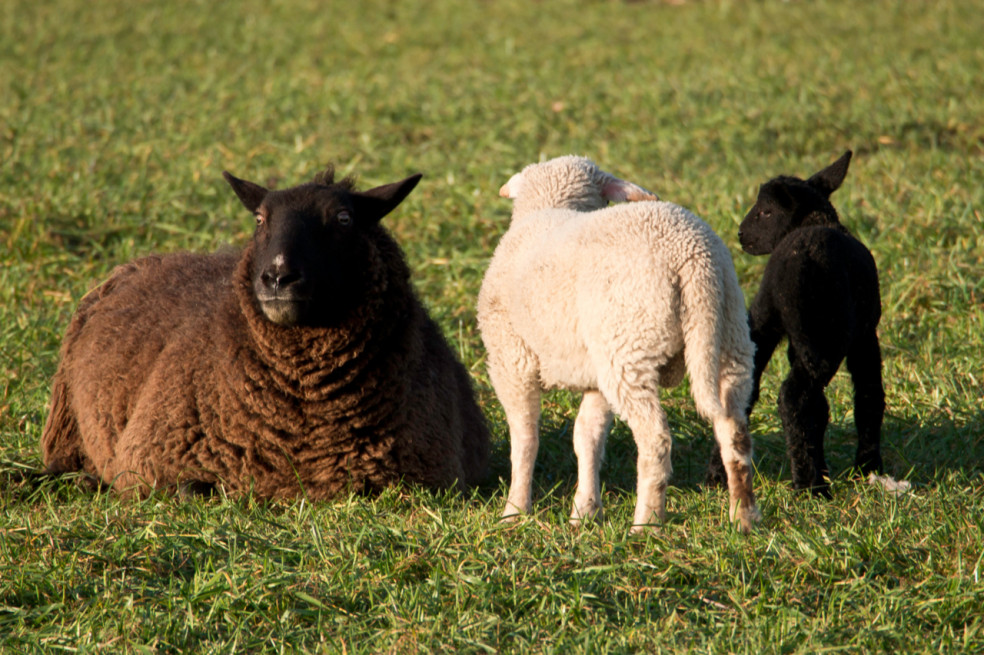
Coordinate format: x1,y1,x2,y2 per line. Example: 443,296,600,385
2,0,983,651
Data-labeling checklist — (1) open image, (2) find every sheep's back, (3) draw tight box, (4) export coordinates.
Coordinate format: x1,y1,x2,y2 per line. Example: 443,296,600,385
58,252,238,476
763,226,881,331
485,202,729,390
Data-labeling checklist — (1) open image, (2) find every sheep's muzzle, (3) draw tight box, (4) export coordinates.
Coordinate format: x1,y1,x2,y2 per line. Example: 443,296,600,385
256,297,309,326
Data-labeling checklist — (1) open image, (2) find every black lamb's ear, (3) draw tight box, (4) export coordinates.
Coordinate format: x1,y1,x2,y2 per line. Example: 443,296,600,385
349,173,423,224
806,150,852,198
223,171,269,213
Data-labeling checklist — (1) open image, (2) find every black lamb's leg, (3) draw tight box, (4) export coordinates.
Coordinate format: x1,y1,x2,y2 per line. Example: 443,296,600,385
847,330,885,474
704,444,728,488
747,320,783,418
778,359,834,498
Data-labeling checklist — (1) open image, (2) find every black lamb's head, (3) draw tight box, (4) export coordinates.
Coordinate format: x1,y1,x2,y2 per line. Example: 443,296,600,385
738,150,852,255
223,166,422,327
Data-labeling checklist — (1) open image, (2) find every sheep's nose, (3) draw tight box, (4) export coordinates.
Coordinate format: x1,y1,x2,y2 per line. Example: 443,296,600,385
260,268,303,291
260,257,304,292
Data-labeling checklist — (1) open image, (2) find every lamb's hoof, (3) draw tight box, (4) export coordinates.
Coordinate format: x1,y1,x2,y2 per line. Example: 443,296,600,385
569,498,603,527
808,484,833,500
569,513,603,528
734,505,762,535
500,502,529,524
854,458,884,479
628,523,659,537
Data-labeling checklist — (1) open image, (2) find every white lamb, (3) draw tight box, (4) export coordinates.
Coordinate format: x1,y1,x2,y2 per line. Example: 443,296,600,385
477,155,761,533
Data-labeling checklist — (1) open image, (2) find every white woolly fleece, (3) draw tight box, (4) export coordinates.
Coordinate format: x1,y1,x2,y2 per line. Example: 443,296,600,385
478,156,760,533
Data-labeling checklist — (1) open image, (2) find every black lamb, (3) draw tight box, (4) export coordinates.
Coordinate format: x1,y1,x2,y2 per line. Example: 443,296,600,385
708,151,884,496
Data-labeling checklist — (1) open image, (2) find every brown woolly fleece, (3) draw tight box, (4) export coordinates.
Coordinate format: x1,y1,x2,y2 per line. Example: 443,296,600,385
41,234,489,499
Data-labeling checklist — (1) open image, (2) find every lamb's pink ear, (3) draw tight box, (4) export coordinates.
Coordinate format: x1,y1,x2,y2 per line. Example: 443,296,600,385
499,172,524,199
602,178,659,203
223,171,268,213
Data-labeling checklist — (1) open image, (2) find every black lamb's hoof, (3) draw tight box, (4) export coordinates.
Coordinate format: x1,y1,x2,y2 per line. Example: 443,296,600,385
703,457,729,489
854,452,883,475
795,481,832,500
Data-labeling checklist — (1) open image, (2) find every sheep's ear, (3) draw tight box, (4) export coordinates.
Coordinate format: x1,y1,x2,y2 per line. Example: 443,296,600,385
349,173,423,224
499,172,524,199
223,172,268,213
806,150,852,197
602,178,659,203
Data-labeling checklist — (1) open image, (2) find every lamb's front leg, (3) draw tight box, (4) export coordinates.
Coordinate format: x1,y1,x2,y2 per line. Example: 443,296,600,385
570,390,613,526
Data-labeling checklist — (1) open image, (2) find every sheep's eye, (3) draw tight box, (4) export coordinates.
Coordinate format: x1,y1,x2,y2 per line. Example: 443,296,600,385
254,212,265,226
760,209,772,218
337,211,352,226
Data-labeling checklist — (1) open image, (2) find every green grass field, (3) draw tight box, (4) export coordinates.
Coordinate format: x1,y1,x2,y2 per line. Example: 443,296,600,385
2,0,983,651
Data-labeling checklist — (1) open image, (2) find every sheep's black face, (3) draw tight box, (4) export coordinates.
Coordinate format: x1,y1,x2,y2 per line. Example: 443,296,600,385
738,151,853,256
223,169,422,327
738,179,801,255
249,187,353,326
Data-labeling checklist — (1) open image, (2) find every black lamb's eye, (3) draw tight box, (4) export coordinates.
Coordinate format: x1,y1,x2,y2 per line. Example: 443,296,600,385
337,211,352,226
760,209,772,218
254,211,265,226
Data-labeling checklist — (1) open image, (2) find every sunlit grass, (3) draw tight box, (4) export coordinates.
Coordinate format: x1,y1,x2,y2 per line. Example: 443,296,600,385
2,0,983,651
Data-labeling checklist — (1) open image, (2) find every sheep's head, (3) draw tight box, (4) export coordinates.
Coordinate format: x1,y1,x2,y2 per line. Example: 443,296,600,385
738,151,852,255
499,155,658,215
223,167,422,327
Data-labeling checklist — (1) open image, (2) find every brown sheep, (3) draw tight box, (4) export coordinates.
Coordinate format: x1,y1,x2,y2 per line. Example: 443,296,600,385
41,167,490,499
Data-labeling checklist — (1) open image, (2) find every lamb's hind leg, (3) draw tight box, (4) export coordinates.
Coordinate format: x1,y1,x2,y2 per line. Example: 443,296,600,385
600,364,672,534
778,350,839,497
706,300,782,488
846,330,884,474
710,352,761,533
626,400,673,535
483,325,542,520
712,417,760,533
570,390,613,526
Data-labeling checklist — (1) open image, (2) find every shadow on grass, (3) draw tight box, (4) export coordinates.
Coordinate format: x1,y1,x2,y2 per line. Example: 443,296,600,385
7,404,980,514
1,458,66,499
477,399,984,509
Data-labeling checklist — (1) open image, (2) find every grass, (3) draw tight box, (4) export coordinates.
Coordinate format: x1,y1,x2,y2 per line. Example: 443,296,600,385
2,0,983,651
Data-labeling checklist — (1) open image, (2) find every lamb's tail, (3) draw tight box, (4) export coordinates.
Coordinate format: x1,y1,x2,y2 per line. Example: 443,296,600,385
679,246,755,423
679,255,729,422
676,238,760,531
